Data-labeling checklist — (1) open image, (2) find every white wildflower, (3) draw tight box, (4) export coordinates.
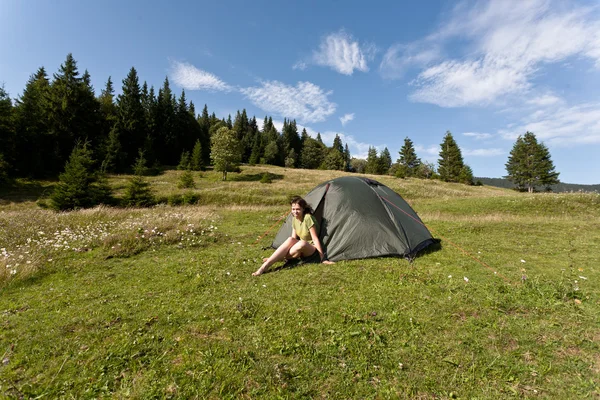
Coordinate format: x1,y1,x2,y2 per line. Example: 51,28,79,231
464,277,469,283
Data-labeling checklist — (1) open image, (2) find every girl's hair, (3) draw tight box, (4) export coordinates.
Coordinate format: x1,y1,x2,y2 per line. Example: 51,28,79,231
290,196,313,215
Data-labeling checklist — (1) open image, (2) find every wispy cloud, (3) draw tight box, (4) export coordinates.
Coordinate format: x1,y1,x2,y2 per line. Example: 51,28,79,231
309,30,375,75
463,148,505,156
499,102,600,145
292,61,307,71
526,93,563,106
340,113,355,126
169,61,233,92
379,43,441,79
463,132,493,140
407,0,600,107
240,81,337,124
320,131,381,159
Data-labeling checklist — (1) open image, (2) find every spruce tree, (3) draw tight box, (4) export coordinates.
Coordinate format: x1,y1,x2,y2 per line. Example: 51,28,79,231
191,139,204,171
365,146,381,174
344,144,351,171
332,134,344,154
101,126,123,173
50,141,112,210
322,149,346,170
116,67,145,167
0,86,15,180
123,151,154,207
397,137,422,178
13,68,50,177
316,133,324,145
300,138,326,169
177,151,191,170
438,131,466,182
178,170,195,189
505,131,559,192
47,54,101,174
379,147,392,174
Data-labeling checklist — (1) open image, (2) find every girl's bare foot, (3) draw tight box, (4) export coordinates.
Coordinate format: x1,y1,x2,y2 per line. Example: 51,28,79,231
252,263,268,276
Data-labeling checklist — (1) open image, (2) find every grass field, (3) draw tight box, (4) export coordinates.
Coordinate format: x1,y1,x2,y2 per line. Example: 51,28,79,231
1,166,599,399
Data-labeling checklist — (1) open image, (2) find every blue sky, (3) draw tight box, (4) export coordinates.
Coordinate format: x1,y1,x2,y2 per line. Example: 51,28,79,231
2,0,600,184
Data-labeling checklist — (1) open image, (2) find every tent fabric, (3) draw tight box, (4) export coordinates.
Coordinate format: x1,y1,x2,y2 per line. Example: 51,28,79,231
272,176,436,262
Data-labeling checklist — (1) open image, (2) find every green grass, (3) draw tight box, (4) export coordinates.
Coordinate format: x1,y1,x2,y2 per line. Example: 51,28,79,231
1,166,599,398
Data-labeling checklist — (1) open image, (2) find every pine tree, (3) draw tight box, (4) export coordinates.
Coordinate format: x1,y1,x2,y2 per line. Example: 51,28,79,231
282,118,301,166
178,170,195,189
100,126,124,173
211,126,241,180
13,68,50,177
123,151,154,207
198,105,211,165
191,139,204,171
177,151,191,170
316,133,324,145
300,138,326,169
365,146,381,174
344,144,351,171
47,54,102,174
322,149,346,170
379,147,392,174
332,134,344,154
0,86,15,180
438,131,466,182
50,141,112,210
505,131,560,192
397,137,422,178
116,67,145,167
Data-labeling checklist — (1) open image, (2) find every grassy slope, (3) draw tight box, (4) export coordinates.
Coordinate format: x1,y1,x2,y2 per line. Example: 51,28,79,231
1,166,599,399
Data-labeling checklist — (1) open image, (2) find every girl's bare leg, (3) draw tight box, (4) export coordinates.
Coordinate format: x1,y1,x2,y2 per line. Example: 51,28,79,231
253,237,297,276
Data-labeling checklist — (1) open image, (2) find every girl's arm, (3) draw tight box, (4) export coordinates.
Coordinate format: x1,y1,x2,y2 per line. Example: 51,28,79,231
309,226,327,262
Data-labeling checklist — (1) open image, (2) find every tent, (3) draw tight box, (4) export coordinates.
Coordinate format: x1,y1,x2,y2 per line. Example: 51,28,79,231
272,176,437,262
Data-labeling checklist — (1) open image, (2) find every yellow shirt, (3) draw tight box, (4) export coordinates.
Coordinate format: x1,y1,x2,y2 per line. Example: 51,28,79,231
292,214,317,242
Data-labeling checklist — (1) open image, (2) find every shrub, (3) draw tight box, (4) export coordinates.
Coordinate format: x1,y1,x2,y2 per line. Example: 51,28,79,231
260,173,273,184
178,170,195,189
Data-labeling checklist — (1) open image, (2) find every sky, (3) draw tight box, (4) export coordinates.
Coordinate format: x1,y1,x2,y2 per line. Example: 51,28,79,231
1,0,600,184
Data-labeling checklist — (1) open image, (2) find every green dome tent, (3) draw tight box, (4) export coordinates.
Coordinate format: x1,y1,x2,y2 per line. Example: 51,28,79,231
272,176,437,262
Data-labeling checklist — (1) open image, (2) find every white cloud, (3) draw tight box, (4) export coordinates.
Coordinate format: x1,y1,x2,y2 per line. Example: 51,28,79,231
311,30,374,75
408,0,600,107
499,102,600,145
463,148,505,156
320,131,381,159
169,61,233,92
240,81,337,123
463,132,493,140
292,61,307,71
379,43,441,79
340,113,355,126
526,93,563,106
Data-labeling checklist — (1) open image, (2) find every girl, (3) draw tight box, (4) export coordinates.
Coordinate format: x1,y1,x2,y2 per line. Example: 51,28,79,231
252,196,332,276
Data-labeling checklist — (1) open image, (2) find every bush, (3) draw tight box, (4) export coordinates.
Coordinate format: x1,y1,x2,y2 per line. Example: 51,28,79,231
260,173,273,184
178,170,195,189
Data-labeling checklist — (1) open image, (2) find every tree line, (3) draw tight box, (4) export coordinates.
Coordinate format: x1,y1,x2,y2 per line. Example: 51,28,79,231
0,53,559,196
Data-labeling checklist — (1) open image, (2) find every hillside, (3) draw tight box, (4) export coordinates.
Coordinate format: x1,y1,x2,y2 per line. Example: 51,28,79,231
476,176,600,192
1,166,599,398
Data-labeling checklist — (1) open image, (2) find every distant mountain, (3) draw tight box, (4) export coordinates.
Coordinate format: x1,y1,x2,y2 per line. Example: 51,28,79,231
475,177,600,193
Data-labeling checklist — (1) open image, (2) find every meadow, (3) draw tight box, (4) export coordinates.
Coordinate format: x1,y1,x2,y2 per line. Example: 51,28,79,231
1,166,599,399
